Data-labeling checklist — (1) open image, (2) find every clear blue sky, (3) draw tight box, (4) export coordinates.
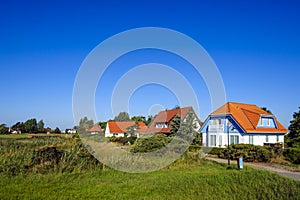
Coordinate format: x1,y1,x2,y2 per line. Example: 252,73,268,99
1,0,299,129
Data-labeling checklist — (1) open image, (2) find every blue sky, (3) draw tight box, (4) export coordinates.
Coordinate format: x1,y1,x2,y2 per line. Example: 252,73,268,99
1,0,300,129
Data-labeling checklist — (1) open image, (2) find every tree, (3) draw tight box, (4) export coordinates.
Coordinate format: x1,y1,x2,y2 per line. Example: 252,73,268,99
286,107,300,147
98,121,107,130
177,110,198,142
11,122,25,133
170,114,181,136
77,117,94,134
0,124,9,134
145,115,155,126
114,112,130,121
24,118,37,133
53,127,61,134
37,120,45,133
131,116,146,123
261,107,272,114
126,121,140,137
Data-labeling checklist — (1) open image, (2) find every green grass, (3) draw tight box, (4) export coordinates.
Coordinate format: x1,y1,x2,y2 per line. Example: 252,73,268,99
0,136,300,199
0,133,67,139
0,134,30,139
1,163,300,200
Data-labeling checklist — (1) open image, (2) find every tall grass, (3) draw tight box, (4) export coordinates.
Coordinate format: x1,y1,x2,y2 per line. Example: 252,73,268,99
0,136,102,175
1,136,300,199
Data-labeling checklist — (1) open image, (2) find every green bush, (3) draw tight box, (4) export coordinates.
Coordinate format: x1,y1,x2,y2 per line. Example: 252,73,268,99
189,145,202,152
130,134,172,153
209,147,223,155
218,144,282,162
128,136,137,144
108,136,129,145
283,148,300,164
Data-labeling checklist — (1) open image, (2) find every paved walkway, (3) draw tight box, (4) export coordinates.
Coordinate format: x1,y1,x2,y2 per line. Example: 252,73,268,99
206,157,300,181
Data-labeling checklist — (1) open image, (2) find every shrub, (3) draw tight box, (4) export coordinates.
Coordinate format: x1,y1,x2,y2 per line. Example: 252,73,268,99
218,144,282,162
209,147,223,156
283,148,300,164
189,145,202,152
130,134,172,153
128,136,137,144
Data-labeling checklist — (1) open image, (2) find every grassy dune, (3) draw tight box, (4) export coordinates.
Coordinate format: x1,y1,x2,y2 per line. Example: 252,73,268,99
0,135,299,199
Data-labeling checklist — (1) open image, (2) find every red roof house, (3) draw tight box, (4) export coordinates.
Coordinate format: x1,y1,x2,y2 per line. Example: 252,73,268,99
105,121,147,137
147,106,201,134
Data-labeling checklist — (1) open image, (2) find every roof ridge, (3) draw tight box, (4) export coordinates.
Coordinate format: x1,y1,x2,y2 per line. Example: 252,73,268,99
228,102,257,106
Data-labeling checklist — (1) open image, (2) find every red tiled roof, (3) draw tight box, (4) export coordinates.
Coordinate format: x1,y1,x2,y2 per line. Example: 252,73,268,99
211,102,288,133
88,124,102,132
108,121,147,133
147,107,193,133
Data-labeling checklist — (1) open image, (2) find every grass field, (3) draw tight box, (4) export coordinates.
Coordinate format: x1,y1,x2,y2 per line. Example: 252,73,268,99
0,135,300,199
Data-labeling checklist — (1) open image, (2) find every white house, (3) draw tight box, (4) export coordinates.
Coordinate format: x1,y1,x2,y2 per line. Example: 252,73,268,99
66,129,77,134
200,102,288,147
105,121,147,137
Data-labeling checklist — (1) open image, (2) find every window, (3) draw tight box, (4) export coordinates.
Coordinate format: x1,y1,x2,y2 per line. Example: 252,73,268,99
155,122,168,128
210,135,216,146
276,135,279,142
211,119,221,125
219,135,222,147
249,135,254,145
266,135,269,143
209,119,224,132
230,135,239,144
259,117,272,127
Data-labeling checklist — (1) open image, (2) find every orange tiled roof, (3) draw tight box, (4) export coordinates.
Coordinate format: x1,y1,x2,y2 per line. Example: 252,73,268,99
211,102,288,133
108,121,147,133
88,124,102,132
147,106,192,133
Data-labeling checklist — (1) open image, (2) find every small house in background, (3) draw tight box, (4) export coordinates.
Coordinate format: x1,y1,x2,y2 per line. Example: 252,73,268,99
88,124,102,135
147,106,201,134
200,102,288,147
66,129,77,134
9,128,21,134
105,121,147,137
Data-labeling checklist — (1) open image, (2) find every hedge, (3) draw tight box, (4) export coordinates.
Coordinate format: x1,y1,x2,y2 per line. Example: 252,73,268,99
283,148,300,164
218,144,283,162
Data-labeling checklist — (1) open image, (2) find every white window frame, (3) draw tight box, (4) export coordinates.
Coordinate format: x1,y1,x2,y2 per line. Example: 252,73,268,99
249,135,254,145
210,135,216,147
230,135,239,144
266,135,269,143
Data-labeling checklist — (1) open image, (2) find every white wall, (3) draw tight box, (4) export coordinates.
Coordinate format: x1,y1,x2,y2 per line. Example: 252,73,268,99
105,132,125,137
204,133,284,147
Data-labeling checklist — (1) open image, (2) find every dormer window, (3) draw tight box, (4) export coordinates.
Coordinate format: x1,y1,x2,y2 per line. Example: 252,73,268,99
155,122,168,128
260,118,271,126
258,117,276,128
